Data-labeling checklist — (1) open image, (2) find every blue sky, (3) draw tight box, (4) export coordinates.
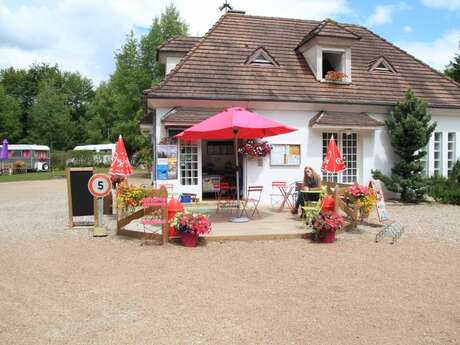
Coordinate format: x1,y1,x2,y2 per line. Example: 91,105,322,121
0,0,459,85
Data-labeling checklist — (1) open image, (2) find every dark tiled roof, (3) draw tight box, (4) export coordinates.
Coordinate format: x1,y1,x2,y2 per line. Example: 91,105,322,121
297,19,361,48
145,12,460,109
139,111,153,125
161,107,220,125
157,36,201,53
309,111,385,127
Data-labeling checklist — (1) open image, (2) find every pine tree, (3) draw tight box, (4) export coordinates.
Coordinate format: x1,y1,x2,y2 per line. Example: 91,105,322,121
372,90,437,202
444,54,460,83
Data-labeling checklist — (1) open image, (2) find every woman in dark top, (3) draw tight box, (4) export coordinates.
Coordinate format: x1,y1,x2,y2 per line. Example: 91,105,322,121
291,166,321,214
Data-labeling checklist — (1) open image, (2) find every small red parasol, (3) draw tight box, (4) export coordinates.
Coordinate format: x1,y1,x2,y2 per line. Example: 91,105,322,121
321,135,346,174
109,135,132,177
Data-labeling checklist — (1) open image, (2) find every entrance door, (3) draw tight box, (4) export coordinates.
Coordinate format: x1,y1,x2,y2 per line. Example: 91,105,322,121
322,132,359,183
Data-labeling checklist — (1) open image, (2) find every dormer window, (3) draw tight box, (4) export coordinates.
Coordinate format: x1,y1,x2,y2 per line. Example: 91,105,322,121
322,51,345,78
369,56,397,73
245,47,279,67
295,19,359,83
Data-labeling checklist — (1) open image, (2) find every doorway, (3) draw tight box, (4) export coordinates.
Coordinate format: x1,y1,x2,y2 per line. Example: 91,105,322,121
201,140,242,199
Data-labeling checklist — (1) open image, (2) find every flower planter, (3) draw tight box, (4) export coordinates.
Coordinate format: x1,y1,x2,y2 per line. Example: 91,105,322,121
180,232,199,247
320,231,335,243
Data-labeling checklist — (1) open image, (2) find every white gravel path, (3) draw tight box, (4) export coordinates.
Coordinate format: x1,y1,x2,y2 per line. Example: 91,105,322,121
0,179,459,345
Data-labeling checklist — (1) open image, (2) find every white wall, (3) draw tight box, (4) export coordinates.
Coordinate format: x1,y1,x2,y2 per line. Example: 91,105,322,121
152,107,460,204
427,113,460,177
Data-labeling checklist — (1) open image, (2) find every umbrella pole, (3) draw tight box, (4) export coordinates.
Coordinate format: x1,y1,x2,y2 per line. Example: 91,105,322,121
230,131,248,223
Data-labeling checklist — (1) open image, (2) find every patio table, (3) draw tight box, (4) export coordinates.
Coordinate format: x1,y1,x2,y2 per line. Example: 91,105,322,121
277,183,296,212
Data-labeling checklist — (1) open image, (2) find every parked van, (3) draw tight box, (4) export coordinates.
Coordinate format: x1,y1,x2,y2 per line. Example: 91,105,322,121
0,144,51,171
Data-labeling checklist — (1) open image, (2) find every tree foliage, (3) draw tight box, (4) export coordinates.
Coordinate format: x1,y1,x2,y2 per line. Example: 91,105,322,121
0,4,188,154
372,90,437,202
444,54,460,83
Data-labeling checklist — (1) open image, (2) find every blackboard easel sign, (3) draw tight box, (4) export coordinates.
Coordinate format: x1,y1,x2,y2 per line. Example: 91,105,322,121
66,167,95,227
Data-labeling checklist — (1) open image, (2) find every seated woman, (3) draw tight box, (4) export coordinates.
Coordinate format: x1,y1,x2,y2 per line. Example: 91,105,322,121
291,166,321,215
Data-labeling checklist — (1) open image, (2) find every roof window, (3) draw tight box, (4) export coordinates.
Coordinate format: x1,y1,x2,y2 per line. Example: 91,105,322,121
369,56,397,73
245,47,279,67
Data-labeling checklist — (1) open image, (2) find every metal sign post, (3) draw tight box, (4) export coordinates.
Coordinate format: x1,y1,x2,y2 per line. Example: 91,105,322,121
88,174,112,237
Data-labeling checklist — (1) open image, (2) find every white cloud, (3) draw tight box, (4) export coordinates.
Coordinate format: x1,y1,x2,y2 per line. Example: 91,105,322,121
366,2,409,27
420,0,460,11
403,25,413,33
396,30,460,71
0,0,354,84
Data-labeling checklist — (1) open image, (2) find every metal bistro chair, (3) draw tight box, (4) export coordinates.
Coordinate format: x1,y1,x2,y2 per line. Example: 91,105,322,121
140,196,167,234
270,181,287,208
240,185,264,218
215,182,237,213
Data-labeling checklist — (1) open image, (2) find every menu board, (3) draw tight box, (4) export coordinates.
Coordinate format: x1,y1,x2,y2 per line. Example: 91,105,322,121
270,144,301,166
156,145,178,180
369,179,389,222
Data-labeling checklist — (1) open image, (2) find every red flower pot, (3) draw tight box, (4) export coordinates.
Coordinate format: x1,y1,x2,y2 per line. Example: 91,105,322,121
320,231,336,243
180,232,199,247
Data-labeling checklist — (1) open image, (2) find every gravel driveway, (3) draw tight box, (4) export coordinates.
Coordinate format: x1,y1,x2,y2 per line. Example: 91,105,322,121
0,179,459,345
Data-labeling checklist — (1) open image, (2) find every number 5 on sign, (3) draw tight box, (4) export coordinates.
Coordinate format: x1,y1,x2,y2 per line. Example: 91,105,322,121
88,174,112,198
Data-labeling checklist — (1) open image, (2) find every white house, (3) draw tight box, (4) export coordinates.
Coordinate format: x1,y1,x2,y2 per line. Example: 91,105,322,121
141,11,460,204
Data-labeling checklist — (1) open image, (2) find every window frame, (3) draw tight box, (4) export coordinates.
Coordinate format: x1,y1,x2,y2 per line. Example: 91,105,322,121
322,131,359,183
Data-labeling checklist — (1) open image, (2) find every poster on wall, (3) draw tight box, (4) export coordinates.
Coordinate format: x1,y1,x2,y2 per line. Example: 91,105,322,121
156,144,178,180
270,144,301,166
369,179,389,222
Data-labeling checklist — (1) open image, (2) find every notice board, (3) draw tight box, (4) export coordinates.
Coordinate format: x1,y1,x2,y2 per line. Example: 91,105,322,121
270,144,301,166
66,167,95,227
156,144,178,180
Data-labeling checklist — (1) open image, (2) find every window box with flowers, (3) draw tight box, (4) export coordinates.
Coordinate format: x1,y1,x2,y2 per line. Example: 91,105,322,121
348,182,377,222
324,71,349,84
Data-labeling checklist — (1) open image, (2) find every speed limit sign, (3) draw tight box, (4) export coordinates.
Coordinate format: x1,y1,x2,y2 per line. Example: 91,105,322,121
88,174,112,198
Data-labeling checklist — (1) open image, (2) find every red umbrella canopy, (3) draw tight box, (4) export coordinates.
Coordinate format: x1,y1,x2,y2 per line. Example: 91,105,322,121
321,136,346,173
109,135,133,177
176,107,296,141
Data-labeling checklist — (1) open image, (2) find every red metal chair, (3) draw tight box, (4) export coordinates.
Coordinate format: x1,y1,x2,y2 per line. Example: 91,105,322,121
240,185,264,218
140,196,167,233
270,181,287,208
215,182,237,213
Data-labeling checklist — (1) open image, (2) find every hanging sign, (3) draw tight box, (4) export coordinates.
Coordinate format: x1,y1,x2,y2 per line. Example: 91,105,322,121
369,179,389,222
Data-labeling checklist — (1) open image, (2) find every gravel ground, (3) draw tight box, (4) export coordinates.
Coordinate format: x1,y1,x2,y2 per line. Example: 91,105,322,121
0,179,459,345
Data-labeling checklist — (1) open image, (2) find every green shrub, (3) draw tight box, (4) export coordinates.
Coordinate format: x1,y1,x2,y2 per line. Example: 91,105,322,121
426,176,460,205
50,150,68,171
51,150,111,170
449,160,460,184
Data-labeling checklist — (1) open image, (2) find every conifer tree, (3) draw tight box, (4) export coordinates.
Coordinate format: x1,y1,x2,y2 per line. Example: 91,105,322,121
372,90,437,202
444,54,460,83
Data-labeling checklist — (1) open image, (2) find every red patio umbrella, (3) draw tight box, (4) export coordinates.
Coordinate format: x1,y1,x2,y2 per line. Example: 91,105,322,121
176,107,296,222
321,135,346,174
109,135,132,177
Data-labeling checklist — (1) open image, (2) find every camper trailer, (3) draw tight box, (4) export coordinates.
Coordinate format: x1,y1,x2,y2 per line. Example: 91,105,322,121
0,144,50,171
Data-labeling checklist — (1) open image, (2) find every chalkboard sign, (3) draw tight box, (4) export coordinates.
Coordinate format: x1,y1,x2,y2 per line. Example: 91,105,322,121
66,167,95,227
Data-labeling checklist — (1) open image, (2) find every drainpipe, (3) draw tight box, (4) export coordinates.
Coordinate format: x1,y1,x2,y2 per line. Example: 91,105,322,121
151,108,157,187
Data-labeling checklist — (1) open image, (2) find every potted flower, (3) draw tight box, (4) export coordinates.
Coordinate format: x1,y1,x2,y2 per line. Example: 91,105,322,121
311,210,344,243
325,71,348,82
348,182,376,221
238,140,272,158
170,212,212,247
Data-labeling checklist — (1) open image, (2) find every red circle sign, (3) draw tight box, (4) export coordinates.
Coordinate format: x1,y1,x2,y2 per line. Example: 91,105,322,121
88,174,112,198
